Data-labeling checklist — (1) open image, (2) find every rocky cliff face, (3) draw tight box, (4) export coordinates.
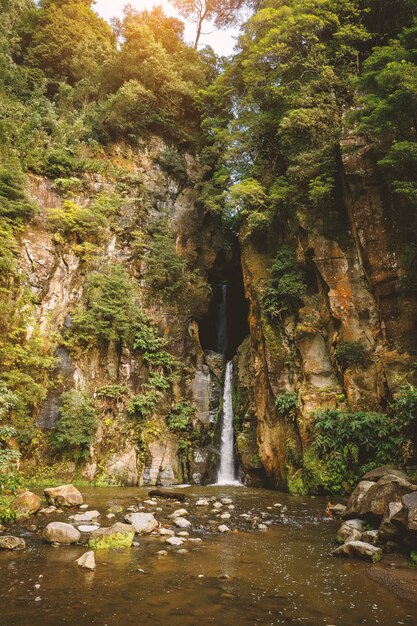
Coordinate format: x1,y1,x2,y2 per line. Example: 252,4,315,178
9,134,417,490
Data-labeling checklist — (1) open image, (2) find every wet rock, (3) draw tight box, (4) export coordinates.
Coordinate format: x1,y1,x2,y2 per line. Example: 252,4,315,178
332,540,383,563
88,523,134,549
196,499,210,506
165,536,184,546
361,529,380,545
0,536,25,550
79,504,89,510
173,517,191,529
75,551,95,570
39,506,57,515
157,550,168,556
218,525,230,533
44,485,83,508
328,503,346,517
337,523,362,543
379,502,404,540
125,512,158,534
78,525,101,533
43,522,81,544
221,498,233,505
343,481,374,518
177,531,189,537
213,502,223,509
362,466,408,482
220,513,231,520
159,528,175,536
11,491,41,519
258,524,268,531
70,510,100,523
356,476,417,521
169,509,188,519
402,491,417,532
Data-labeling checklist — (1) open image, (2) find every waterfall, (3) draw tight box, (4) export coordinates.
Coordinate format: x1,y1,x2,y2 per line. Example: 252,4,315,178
217,282,228,356
217,361,240,485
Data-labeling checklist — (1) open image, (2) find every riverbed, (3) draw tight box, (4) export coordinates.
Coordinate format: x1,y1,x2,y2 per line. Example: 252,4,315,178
0,486,415,625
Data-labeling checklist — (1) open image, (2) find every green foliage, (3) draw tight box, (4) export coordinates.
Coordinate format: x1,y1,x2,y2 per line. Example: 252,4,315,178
156,148,187,181
128,390,160,422
49,388,98,461
0,163,36,223
167,401,195,432
95,384,130,400
335,340,369,369
0,424,22,492
68,264,138,349
145,217,208,311
394,385,417,450
0,496,17,524
312,409,408,494
275,391,298,419
263,247,306,318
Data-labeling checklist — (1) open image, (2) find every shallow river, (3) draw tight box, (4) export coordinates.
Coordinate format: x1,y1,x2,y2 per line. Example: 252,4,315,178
0,486,415,626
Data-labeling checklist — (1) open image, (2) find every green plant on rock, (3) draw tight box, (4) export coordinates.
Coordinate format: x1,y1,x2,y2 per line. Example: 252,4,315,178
312,409,407,494
49,388,98,461
335,340,369,370
0,495,17,524
167,401,195,432
95,384,130,400
128,389,161,422
263,247,306,319
0,424,22,492
156,148,187,181
275,391,298,419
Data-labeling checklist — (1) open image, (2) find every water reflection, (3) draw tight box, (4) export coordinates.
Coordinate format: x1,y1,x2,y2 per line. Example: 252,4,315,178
0,486,415,626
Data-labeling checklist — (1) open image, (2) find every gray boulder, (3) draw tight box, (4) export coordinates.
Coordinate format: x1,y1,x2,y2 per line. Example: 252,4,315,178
44,485,83,507
345,475,417,521
343,481,374,518
332,540,382,563
43,522,81,544
0,536,25,550
124,512,158,534
362,466,408,482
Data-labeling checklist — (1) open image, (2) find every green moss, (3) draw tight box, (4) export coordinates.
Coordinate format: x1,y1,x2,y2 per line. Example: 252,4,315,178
409,551,417,566
89,531,134,550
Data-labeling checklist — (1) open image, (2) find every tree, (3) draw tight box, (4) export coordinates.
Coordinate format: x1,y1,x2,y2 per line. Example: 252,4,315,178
172,0,251,49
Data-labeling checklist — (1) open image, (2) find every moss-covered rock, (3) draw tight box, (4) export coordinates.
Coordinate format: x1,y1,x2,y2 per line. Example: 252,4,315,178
88,522,134,549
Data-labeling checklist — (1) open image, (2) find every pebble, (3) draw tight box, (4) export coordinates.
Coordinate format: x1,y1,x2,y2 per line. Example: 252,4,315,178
165,536,184,546
196,499,210,506
213,502,223,509
157,550,168,557
79,504,89,510
106,513,115,520
159,528,175,537
220,513,231,520
188,538,202,543
78,524,100,533
177,531,189,537
133,542,140,547
221,498,233,505
218,525,230,533
177,548,188,554
258,524,268,531
35,597,41,602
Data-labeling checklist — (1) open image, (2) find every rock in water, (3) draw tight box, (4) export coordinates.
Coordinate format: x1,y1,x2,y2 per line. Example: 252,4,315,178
11,491,41,519
0,536,26,550
148,489,185,502
173,517,191,529
169,509,189,519
332,540,383,563
218,525,230,533
165,536,184,546
70,510,100,522
88,523,134,549
78,525,101,533
75,551,96,570
43,522,81,544
124,512,158,534
44,485,83,508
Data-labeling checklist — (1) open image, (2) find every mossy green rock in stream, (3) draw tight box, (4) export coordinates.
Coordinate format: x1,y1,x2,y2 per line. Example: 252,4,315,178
88,523,134,549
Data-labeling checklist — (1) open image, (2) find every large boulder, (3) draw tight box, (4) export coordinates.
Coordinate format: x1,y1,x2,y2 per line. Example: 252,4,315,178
124,512,158,534
88,523,134,549
0,536,25,550
345,475,417,522
362,466,408,482
332,540,383,563
43,522,81,544
10,491,41,519
343,481,374,518
379,502,404,540
402,492,417,532
44,484,83,507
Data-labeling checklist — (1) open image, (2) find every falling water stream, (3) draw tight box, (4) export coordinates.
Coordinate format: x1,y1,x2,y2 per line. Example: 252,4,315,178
217,361,239,486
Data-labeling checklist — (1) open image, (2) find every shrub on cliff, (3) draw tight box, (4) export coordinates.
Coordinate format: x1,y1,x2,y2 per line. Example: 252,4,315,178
263,247,306,318
49,389,98,461
335,341,369,370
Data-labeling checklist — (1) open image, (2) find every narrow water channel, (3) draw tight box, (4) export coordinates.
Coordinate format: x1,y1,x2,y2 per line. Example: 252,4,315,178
0,486,415,626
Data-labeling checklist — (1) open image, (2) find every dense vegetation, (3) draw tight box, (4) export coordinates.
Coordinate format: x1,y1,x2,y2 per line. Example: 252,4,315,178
0,0,416,491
